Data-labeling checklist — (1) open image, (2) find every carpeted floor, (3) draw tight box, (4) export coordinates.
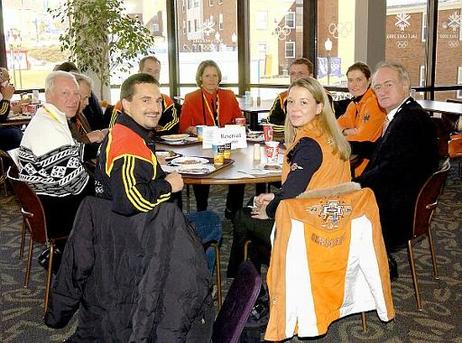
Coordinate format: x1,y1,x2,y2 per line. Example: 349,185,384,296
1,166,462,342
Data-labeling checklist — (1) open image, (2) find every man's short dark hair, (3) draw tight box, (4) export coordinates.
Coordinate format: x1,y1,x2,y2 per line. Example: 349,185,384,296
139,56,161,72
290,58,314,75
54,61,79,73
120,73,160,101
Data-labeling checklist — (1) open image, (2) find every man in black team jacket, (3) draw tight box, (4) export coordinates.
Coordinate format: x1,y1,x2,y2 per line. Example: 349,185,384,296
45,74,214,342
350,61,439,278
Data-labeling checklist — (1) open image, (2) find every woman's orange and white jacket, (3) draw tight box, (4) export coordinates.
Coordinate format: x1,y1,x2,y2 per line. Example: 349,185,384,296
265,185,395,341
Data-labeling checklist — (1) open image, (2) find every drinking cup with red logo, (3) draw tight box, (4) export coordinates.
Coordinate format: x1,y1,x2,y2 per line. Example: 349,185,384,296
262,124,274,142
265,141,279,165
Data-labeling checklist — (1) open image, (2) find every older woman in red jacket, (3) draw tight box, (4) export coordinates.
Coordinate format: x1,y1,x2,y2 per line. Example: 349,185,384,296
179,60,245,217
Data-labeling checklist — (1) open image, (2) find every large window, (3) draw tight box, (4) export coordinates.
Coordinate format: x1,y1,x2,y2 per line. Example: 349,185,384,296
249,0,303,96
385,1,428,89
176,0,238,96
435,4,462,100
2,0,69,89
317,0,355,87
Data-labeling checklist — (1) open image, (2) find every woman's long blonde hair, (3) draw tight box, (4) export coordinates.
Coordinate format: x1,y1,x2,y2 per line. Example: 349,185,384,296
284,77,351,161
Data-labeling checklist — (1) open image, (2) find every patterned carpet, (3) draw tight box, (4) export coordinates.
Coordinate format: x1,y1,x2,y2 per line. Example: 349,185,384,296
1,167,461,342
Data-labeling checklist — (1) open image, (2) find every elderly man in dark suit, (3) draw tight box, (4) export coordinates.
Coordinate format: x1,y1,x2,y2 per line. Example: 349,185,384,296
350,61,439,279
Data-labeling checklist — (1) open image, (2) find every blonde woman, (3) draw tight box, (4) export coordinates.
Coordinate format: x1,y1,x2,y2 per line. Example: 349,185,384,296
228,77,351,286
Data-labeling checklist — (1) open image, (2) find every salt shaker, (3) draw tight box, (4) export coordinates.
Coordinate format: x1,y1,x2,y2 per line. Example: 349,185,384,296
253,143,261,161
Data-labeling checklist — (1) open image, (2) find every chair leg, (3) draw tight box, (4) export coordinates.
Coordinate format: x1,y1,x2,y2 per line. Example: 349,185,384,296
19,220,27,259
361,312,367,332
212,242,222,310
427,230,439,279
407,240,422,311
243,240,251,261
23,238,34,288
44,244,54,312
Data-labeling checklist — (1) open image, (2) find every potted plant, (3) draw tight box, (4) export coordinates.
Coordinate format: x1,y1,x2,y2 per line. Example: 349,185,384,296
49,0,156,99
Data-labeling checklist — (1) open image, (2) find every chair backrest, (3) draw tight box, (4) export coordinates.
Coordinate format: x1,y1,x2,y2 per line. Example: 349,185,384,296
212,261,261,343
8,176,48,244
448,136,462,158
413,159,451,238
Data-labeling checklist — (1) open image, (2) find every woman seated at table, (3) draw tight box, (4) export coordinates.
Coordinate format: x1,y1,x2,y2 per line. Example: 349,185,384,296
337,62,386,175
227,77,352,319
68,72,108,160
179,60,245,217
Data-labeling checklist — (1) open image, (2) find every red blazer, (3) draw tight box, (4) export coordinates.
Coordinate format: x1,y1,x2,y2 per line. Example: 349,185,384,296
179,88,242,133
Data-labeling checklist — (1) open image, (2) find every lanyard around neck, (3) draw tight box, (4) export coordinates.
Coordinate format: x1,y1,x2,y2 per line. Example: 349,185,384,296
43,105,62,123
201,89,219,126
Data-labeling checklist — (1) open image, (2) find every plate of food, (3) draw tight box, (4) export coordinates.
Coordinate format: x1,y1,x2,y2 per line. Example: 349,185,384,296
160,133,190,142
170,156,210,168
155,150,181,161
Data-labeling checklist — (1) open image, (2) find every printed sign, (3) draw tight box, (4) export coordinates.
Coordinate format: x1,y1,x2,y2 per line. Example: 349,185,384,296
202,125,247,149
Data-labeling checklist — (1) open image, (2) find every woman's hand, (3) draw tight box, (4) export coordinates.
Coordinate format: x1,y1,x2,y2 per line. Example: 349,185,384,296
254,193,275,207
251,201,269,220
87,129,107,143
186,126,198,136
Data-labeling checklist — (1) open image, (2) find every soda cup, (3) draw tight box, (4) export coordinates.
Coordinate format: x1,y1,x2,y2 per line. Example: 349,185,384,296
265,141,279,165
262,124,273,142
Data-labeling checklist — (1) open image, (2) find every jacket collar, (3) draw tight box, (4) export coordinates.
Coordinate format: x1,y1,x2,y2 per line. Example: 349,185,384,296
117,112,153,143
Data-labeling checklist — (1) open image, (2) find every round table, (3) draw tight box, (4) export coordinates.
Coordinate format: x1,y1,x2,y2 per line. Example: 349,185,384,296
156,141,282,185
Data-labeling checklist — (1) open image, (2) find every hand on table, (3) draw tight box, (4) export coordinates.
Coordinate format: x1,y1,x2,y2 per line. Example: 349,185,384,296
186,126,198,136
1,83,15,100
165,171,184,193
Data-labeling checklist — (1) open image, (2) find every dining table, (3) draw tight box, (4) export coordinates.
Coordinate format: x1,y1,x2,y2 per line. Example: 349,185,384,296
156,140,282,186
417,99,462,116
0,114,32,127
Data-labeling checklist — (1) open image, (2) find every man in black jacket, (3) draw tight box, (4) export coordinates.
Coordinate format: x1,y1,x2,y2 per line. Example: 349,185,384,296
350,61,439,278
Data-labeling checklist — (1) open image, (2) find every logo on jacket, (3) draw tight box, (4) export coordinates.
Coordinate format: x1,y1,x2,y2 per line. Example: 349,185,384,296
306,199,352,230
363,113,370,122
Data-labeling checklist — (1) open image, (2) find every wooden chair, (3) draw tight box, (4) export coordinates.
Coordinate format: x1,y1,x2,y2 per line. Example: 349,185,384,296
0,149,12,195
212,261,261,343
8,176,67,312
448,134,462,178
407,159,450,311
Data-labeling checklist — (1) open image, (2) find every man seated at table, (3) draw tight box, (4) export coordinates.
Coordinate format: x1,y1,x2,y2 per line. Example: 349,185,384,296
95,73,221,271
350,61,439,278
17,71,91,254
0,67,23,151
107,56,179,135
95,73,183,214
267,58,314,139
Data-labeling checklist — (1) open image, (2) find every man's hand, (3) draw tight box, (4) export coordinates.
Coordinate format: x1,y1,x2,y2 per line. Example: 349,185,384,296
1,83,15,101
165,171,184,193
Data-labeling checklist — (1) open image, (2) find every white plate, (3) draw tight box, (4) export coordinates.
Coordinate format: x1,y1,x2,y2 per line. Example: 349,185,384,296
160,134,189,142
170,156,210,167
155,150,180,161
178,165,215,174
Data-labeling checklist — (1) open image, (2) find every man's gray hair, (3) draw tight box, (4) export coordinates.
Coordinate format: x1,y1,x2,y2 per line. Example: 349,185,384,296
374,61,411,89
45,71,78,92
71,72,93,89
